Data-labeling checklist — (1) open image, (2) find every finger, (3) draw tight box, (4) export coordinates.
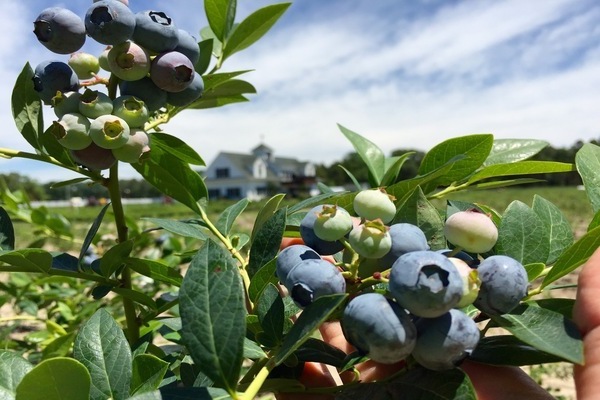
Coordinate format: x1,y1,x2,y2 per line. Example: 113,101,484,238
275,361,336,400
573,247,600,399
461,360,554,400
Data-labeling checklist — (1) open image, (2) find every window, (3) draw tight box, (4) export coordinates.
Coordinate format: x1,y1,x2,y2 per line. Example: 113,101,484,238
216,168,230,178
208,189,221,199
226,188,241,198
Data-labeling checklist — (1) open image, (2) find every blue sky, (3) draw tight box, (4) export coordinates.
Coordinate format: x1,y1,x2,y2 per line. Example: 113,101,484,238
1,0,599,182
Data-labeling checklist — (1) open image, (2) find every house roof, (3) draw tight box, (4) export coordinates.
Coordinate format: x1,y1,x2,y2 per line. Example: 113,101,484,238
218,151,312,179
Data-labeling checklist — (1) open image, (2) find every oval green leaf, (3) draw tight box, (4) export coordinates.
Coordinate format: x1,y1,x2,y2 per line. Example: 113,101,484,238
15,358,90,400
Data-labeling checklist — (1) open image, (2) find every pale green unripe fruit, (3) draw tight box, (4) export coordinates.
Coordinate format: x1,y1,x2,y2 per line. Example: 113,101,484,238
112,96,149,128
444,209,498,253
348,219,392,259
353,188,396,224
52,91,81,118
449,257,480,308
79,89,113,119
52,113,92,150
89,115,130,149
111,129,150,163
68,52,100,79
98,46,112,71
313,205,353,241
108,41,151,81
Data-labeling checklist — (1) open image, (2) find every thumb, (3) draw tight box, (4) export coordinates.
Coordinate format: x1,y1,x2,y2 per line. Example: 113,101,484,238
573,247,600,399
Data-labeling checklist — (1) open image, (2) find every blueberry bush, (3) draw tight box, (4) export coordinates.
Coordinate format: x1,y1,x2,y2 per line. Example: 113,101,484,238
2,1,600,399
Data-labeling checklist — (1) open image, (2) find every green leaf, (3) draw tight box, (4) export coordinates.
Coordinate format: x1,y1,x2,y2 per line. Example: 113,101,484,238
132,148,206,214
196,39,214,75
42,332,76,360
469,335,565,366
287,192,343,215
467,178,545,191
338,124,385,187
73,308,133,400
524,262,546,282
0,207,15,251
49,177,89,189
381,152,414,187
11,63,43,151
127,391,162,400
274,294,347,365
202,79,256,98
130,354,169,395
394,187,446,250
180,239,245,394
418,134,493,186
200,26,223,57
542,224,600,288
248,258,278,303
243,338,266,359
204,0,236,42
112,287,157,310
126,258,182,287
491,303,583,365
222,3,291,61
188,94,249,109
150,133,205,165
257,283,285,345
100,239,134,277
248,207,286,276
80,203,111,262
216,198,249,235
532,195,573,264
0,249,52,273
483,139,548,167
576,143,600,213
250,193,285,243
142,218,207,240
467,161,575,184
0,351,32,400
202,71,252,91
497,201,549,265
337,164,362,191
15,359,89,400
294,338,348,368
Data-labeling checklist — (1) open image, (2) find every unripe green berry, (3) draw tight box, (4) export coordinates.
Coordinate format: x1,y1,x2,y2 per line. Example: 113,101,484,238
98,46,111,71
353,188,396,224
449,257,480,308
348,219,392,259
52,113,92,150
444,209,498,254
108,41,151,81
313,205,353,241
68,52,100,79
111,129,150,163
112,96,149,128
89,115,130,149
79,89,113,119
52,91,81,118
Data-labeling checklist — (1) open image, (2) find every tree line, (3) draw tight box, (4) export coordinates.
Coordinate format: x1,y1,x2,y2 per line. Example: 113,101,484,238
0,139,593,201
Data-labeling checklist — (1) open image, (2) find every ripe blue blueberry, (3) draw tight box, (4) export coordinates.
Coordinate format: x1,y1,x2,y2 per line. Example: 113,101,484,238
300,205,345,255
85,0,136,45
284,258,346,309
389,250,463,318
381,223,430,268
120,77,167,111
167,72,204,107
474,255,528,315
275,244,321,286
33,7,85,54
341,293,416,364
412,309,480,370
34,7,86,54
33,60,79,104
174,29,200,65
133,10,179,54
150,51,195,92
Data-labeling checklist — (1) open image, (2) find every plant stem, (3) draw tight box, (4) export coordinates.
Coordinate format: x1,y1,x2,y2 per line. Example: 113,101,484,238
240,359,274,400
106,163,140,345
0,148,100,180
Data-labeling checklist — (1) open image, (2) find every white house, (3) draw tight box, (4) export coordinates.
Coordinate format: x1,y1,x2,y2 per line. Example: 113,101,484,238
204,144,316,200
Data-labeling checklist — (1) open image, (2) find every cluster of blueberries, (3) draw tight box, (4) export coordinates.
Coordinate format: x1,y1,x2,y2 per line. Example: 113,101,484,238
276,188,529,371
32,0,204,169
